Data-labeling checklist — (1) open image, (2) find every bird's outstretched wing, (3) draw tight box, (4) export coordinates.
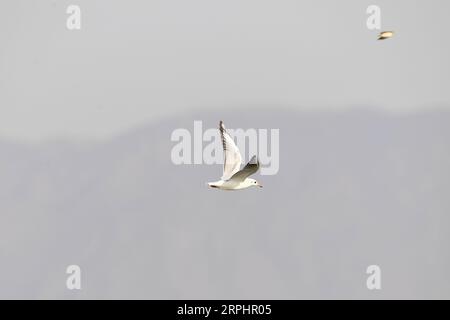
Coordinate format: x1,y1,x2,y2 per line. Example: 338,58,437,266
220,121,242,181
229,155,259,182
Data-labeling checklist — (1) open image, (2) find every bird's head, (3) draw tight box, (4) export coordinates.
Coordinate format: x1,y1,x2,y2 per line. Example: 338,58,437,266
248,178,263,188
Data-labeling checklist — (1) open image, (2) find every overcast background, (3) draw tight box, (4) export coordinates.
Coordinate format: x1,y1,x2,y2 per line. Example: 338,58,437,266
0,0,449,299
1,0,450,140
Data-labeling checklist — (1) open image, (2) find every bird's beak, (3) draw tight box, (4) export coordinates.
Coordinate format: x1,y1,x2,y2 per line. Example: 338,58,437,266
258,184,263,188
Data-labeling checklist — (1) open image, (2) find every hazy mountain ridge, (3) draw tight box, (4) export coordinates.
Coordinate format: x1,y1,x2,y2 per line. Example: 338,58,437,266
0,108,449,299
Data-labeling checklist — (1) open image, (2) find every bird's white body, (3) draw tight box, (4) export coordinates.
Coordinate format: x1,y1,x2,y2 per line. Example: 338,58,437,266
207,121,262,191
208,178,259,191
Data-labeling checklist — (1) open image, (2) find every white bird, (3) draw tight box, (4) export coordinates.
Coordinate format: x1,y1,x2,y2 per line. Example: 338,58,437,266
208,121,263,190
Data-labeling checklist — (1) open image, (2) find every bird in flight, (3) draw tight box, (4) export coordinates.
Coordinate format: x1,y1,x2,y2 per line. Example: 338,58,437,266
378,31,394,40
208,121,263,190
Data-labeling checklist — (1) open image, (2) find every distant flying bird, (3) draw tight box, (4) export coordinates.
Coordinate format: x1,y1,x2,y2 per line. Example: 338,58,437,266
378,31,394,40
208,121,263,190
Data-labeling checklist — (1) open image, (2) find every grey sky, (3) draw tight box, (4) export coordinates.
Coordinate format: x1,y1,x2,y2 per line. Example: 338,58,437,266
1,0,450,140
1,109,450,299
